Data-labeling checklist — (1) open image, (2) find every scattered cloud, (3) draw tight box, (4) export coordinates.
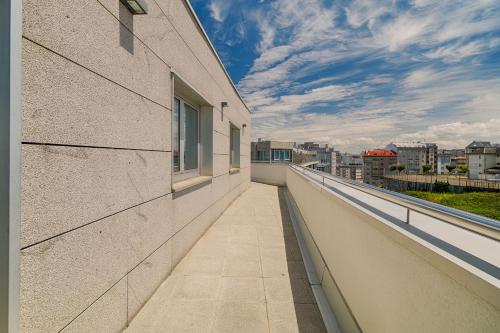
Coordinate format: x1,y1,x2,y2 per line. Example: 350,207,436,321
207,0,229,23
193,0,500,152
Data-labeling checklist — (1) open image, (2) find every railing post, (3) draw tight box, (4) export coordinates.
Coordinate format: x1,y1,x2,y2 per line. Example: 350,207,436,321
322,176,325,187
406,208,410,224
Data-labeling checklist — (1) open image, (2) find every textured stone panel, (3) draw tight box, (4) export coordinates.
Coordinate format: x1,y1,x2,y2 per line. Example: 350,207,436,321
99,0,217,106
20,212,131,332
171,207,214,267
212,174,230,203
127,195,174,266
213,154,229,177
22,39,170,150
213,131,230,156
21,145,171,247
128,240,173,321
172,181,214,232
60,278,127,333
23,0,170,107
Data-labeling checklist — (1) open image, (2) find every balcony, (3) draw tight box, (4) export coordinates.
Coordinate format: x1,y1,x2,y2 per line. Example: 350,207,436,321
125,163,500,332
125,182,328,332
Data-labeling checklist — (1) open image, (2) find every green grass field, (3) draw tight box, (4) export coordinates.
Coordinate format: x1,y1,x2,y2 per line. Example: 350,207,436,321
405,191,500,221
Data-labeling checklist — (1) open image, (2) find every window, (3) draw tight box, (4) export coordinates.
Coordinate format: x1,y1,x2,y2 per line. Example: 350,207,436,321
173,96,200,181
257,150,269,161
230,124,240,169
273,150,280,161
272,149,291,161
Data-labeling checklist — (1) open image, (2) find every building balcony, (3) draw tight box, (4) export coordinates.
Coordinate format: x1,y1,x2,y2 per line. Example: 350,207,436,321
125,163,500,333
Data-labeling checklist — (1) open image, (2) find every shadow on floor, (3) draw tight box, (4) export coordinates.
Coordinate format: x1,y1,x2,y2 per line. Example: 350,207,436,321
277,187,327,333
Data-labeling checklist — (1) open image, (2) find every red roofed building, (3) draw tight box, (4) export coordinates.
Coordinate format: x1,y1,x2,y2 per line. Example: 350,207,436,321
362,150,397,186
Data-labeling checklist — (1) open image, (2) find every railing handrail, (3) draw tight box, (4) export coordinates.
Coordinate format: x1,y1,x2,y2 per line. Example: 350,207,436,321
290,164,500,239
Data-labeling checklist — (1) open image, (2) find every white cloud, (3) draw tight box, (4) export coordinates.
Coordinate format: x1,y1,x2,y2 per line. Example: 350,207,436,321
396,119,500,148
229,0,500,152
208,0,229,23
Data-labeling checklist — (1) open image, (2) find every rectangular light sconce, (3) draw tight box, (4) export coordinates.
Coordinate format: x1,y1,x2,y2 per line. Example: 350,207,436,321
221,102,228,121
120,0,148,15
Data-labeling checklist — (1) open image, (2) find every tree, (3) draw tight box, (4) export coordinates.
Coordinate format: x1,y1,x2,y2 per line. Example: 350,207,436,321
389,165,397,172
422,164,432,174
459,165,469,175
445,165,456,173
396,165,405,174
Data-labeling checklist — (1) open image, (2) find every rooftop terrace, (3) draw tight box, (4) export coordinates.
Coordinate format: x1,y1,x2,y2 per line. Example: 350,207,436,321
125,182,327,332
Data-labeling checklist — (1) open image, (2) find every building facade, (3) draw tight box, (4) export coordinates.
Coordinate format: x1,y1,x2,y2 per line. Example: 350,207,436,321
251,140,294,163
362,150,397,186
338,164,364,181
386,142,438,174
437,149,466,174
466,141,500,179
12,1,251,332
298,142,334,173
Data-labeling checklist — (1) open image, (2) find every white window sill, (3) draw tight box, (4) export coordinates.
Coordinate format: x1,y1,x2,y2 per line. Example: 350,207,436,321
229,168,240,175
172,176,212,194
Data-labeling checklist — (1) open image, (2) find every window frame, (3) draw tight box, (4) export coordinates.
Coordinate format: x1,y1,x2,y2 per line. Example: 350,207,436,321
172,95,201,182
229,123,241,169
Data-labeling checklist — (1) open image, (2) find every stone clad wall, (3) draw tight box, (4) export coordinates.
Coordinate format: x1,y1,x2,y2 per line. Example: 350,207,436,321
20,0,251,331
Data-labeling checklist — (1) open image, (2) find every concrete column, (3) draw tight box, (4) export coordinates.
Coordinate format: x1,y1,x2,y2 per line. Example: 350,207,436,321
0,0,22,331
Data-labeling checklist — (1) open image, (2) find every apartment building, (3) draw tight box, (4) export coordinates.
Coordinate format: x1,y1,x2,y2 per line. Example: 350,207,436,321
3,1,251,331
251,140,294,162
466,141,500,179
386,142,437,173
437,149,466,174
362,150,397,186
338,164,364,181
298,142,334,173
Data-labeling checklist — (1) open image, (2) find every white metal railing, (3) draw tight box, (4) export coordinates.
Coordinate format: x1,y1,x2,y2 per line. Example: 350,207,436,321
290,164,500,236
290,163,500,280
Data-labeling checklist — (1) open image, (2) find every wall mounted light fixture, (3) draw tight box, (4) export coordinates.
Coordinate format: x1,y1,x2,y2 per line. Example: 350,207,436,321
120,0,148,15
221,102,228,121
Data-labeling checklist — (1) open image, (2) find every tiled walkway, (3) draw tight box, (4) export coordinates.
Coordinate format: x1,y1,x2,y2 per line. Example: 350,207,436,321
125,182,327,333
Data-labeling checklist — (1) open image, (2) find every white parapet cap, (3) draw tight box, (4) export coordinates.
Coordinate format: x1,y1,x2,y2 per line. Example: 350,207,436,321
183,0,251,114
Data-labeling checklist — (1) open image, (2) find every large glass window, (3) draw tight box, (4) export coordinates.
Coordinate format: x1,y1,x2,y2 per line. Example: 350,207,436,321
272,149,291,161
184,103,199,170
230,124,240,169
172,97,199,180
257,150,269,161
173,98,180,172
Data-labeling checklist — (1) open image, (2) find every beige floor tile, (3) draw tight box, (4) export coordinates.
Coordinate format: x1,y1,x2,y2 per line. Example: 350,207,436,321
213,302,269,333
127,183,325,332
223,258,262,277
128,300,218,333
264,277,315,303
286,260,308,279
219,277,265,302
173,257,224,276
226,243,260,261
262,257,289,277
267,302,300,333
294,303,327,332
171,276,221,300
268,302,326,333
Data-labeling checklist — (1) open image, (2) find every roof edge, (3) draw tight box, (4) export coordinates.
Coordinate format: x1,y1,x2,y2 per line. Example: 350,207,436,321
183,0,251,114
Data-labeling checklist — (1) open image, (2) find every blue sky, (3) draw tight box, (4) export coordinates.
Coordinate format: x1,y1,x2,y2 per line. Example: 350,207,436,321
191,0,500,152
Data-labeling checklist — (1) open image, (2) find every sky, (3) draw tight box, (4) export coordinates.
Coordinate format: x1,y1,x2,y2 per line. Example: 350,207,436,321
190,0,500,153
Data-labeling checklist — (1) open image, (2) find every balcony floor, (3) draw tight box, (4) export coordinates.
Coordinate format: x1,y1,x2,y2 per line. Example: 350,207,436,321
125,182,327,333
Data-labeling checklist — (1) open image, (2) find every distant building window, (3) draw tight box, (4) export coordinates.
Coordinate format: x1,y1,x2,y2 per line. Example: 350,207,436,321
230,124,240,169
272,149,291,161
257,150,269,161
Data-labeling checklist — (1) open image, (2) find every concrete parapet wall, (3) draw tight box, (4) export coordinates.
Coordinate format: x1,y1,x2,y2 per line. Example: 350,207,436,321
285,167,500,333
251,162,288,186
